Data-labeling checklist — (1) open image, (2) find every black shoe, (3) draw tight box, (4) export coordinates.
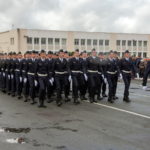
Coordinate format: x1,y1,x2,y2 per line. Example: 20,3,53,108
11,94,15,97
30,101,37,105
89,98,93,103
65,97,71,102
102,94,107,97
113,96,118,100
93,99,98,103
18,96,23,99
74,99,80,105
7,92,11,95
47,99,53,103
123,97,131,103
38,105,47,108
108,98,114,103
24,99,28,102
97,96,103,101
57,101,63,107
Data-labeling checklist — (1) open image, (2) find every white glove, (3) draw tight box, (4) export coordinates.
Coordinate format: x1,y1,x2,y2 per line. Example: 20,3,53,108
34,80,38,87
84,74,88,81
51,77,54,83
3,72,5,77
136,73,140,79
8,75,11,79
119,73,123,80
49,78,54,86
102,74,105,80
23,78,27,83
104,78,107,84
68,75,72,82
11,74,14,79
19,77,22,82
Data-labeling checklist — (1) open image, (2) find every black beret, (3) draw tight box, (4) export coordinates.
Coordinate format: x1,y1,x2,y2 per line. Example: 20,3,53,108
75,49,79,52
59,49,64,53
82,50,87,53
125,50,130,53
18,52,22,55
64,51,68,54
48,51,53,54
98,52,104,55
40,49,46,53
92,48,96,52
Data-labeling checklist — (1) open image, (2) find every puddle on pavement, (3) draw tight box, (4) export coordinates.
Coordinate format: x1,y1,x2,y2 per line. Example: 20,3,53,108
130,87,139,89
6,137,28,144
55,145,68,150
63,119,83,123
3,127,31,133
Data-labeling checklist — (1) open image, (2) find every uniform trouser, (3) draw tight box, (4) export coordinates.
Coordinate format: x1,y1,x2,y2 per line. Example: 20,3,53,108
22,74,29,98
107,74,117,99
97,75,103,97
113,75,118,97
11,73,16,94
6,72,11,93
88,73,100,99
122,73,131,98
0,72,2,89
82,80,88,97
102,81,106,95
72,73,85,99
142,67,150,86
47,79,54,99
38,76,47,105
1,72,6,91
15,72,22,96
28,75,36,100
65,75,70,97
55,74,69,102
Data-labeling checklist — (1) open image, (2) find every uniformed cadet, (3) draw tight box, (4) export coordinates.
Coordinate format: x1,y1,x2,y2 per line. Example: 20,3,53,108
27,50,38,105
22,51,30,102
119,50,136,102
5,53,12,95
142,60,150,90
52,49,70,106
69,49,85,104
104,51,119,103
15,52,23,99
36,50,48,108
10,52,17,97
81,50,88,100
86,49,102,103
46,51,55,103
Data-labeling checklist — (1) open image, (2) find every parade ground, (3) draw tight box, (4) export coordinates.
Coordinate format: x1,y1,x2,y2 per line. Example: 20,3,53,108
0,80,150,150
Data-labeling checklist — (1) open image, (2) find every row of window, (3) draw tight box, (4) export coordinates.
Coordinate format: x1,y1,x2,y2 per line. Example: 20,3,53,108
116,40,148,47
74,39,109,46
27,37,67,45
26,37,148,48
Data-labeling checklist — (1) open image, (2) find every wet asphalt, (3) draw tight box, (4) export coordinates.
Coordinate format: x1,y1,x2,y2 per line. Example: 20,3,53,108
0,80,150,150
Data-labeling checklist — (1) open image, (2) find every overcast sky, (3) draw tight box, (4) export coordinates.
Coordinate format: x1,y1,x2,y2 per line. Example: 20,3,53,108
0,0,150,33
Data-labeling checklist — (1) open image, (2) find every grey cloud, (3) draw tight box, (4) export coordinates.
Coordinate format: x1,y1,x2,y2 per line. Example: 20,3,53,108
0,0,150,33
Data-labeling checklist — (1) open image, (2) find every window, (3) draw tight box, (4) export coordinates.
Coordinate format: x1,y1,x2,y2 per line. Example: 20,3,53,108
48,38,53,45
81,39,85,45
138,52,142,57
10,38,14,45
34,38,39,44
128,40,132,46
144,41,147,47
122,40,126,46
99,40,103,46
143,52,147,58
138,41,142,46
116,40,120,46
87,39,91,46
27,37,32,44
55,38,60,45
105,40,109,46
74,39,79,45
41,38,46,45
133,40,137,46
62,38,67,45
93,39,97,46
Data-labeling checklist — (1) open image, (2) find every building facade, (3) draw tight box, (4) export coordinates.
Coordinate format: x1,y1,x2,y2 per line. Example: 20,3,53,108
0,28,150,57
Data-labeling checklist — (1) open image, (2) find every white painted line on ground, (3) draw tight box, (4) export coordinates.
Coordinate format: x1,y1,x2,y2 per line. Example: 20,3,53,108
85,101,150,119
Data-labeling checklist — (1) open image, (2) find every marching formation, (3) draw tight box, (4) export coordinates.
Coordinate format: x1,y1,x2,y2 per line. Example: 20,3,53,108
0,49,142,108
